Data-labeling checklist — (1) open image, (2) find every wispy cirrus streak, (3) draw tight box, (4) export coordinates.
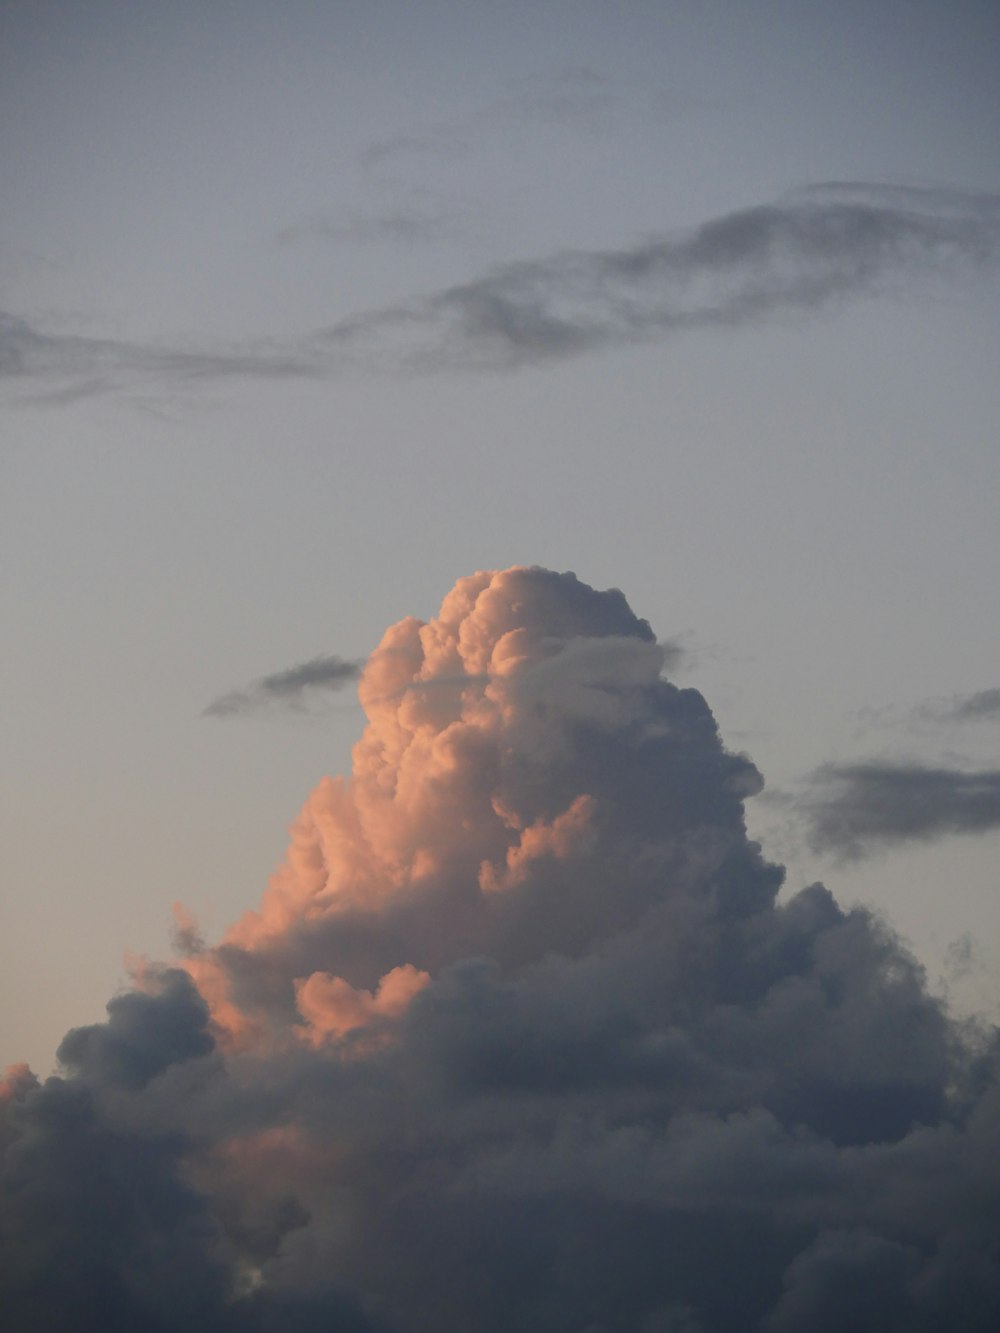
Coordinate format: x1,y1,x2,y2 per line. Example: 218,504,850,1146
936,687,1000,723
803,759,1000,859
4,183,999,403
204,654,363,717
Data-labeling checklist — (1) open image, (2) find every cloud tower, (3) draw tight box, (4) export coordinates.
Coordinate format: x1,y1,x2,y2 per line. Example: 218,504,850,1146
3,568,998,1332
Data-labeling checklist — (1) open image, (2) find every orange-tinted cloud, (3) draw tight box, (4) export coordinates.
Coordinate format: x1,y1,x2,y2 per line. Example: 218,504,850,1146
184,567,669,1046
295,964,430,1045
6,567,1000,1333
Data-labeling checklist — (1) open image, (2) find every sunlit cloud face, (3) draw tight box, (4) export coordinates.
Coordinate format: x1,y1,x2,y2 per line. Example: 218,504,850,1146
3,567,999,1333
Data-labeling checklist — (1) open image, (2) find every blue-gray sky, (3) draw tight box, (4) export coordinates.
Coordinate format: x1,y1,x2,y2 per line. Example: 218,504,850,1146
4,9,1000,1327
3,0,1000,1072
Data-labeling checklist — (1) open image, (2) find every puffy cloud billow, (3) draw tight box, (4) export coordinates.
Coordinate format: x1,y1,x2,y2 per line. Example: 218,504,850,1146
3,567,999,1332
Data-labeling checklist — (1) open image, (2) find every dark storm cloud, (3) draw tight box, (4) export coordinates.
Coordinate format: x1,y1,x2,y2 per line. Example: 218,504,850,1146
56,968,215,1090
204,655,362,718
802,760,1000,859
0,973,234,1332
4,566,1000,1331
0,973,383,1332
5,184,999,403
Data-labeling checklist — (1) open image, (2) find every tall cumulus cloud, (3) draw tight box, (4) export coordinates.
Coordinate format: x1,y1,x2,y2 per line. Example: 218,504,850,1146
3,567,999,1331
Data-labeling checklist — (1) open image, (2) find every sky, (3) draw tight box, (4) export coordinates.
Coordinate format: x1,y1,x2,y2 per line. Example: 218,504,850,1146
2,3,1000,1328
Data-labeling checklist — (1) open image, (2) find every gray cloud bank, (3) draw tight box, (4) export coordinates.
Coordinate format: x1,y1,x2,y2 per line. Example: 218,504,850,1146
204,655,362,717
4,183,999,402
3,567,1000,1331
803,760,1000,860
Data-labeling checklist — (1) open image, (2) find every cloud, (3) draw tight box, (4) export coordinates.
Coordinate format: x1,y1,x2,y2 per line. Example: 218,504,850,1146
801,760,1000,860
337,181,997,372
275,210,448,246
930,688,1000,724
0,308,328,407
0,973,237,1331
848,685,1000,740
952,689,1000,721
3,567,1000,1330
204,654,363,718
5,183,999,403
359,67,620,169
274,195,476,247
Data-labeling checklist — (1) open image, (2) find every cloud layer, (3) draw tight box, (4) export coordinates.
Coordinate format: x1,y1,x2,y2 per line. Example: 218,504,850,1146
5,183,999,402
204,655,363,718
3,567,999,1331
935,688,1000,724
802,760,1000,860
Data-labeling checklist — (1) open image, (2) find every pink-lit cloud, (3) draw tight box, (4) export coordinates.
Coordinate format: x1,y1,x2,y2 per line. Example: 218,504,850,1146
3,567,999,1332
